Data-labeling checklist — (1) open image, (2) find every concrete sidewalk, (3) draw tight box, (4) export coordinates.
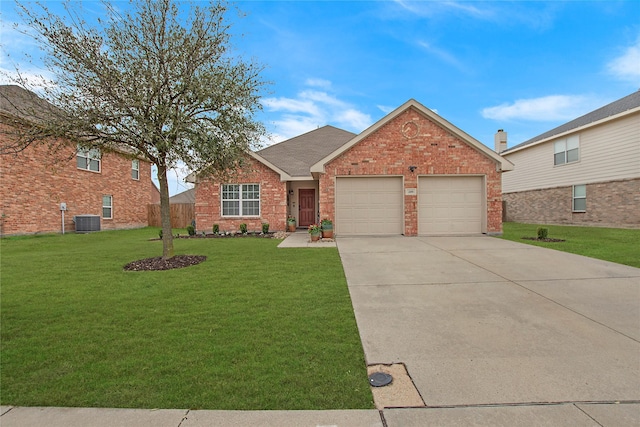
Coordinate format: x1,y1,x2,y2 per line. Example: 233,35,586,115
0,406,384,427
339,235,640,425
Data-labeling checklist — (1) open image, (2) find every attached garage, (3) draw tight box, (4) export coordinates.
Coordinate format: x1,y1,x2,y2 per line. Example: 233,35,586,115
418,176,484,235
336,177,403,235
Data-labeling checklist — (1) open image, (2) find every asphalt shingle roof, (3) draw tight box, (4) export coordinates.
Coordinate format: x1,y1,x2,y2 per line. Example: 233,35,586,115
505,90,640,152
257,125,356,177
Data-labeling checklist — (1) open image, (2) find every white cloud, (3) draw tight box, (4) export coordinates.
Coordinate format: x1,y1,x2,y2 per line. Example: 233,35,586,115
305,78,332,89
481,95,601,122
377,104,395,114
417,40,465,71
262,81,372,142
607,37,640,84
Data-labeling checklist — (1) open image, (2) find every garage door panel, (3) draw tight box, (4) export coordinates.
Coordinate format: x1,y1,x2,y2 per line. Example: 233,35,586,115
336,177,403,235
418,176,483,235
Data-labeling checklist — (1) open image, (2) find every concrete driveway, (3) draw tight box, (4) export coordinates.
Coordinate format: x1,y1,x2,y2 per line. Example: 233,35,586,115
338,236,640,426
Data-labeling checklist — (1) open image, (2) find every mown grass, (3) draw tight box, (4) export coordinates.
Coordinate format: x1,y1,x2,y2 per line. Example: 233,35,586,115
0,228,374,410
499,222,640,268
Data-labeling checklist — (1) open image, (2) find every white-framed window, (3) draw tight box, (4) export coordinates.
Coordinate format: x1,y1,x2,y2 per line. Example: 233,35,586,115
572,185,586,212
554,135,579,166
131,159,140,180
77,146,101,172
221,184,260,217
102,195,113,219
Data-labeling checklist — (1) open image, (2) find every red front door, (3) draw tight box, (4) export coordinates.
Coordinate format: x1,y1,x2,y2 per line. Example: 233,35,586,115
298,189,315,227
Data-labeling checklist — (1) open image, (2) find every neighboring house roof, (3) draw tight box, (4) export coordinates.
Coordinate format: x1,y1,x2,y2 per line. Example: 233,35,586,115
257,125,356,177
0,85,150,161
504,90,640,153
0,85,59,124
311,99,514,174
168,188,195,204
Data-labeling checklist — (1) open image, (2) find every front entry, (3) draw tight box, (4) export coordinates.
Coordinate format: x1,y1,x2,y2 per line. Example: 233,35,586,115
298,189,315,227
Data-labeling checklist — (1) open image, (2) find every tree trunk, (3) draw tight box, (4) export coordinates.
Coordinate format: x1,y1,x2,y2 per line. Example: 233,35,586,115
156,162,174,260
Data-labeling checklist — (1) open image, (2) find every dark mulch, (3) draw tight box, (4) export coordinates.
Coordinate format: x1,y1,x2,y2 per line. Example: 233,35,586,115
521,237,566,242
123,255,207,271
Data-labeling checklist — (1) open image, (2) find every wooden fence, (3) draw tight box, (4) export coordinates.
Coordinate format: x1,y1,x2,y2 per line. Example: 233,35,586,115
147,203,195,228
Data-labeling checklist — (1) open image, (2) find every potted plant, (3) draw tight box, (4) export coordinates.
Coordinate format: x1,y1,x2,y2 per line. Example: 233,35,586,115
321,218,333,238
308,223,321,241
287,216,297,232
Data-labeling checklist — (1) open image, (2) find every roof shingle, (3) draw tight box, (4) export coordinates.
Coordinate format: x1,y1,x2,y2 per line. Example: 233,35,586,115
505,90,640,152
257,125,356,177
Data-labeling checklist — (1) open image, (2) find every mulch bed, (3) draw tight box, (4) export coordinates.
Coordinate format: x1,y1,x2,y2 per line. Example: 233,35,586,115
123,255,207,271
521,237,566,242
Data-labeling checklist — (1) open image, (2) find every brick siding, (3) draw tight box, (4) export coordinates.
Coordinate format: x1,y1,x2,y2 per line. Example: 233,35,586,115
503,178,640,228
320,108,503,235
0,128,154,235
195,155,287,233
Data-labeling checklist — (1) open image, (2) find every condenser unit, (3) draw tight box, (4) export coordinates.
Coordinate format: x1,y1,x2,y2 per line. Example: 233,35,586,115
73,215,101,233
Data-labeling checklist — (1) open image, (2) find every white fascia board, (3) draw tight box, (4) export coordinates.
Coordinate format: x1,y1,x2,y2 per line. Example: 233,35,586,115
247,151,293,181
504,106,640,156
310,99,514,173
185,151,293,183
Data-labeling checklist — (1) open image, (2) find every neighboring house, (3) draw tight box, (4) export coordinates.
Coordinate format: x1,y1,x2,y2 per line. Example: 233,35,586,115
500,91,640,228
194,99,513,236
0,85,156,235
169,188,195,204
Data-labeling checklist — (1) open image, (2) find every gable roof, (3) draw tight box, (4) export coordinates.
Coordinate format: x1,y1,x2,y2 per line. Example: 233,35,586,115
169,188,195,204
310,99,514,174
257,125,356,178
504,90,640,153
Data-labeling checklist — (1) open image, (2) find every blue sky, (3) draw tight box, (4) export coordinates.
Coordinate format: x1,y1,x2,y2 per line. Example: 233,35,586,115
2,1,639,195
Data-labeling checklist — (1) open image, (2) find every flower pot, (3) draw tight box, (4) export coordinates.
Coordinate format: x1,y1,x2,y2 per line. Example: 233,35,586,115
287,223,296,232
321,229,333,238
310,233,321,242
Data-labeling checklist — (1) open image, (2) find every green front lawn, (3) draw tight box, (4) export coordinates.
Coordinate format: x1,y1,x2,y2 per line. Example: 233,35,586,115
499,222,640,268
0,229,374,410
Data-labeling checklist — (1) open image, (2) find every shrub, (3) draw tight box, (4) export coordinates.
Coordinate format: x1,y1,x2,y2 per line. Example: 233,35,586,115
262,223,269,234
239,223,248,234
213,224,219,234
158,229,163,239
186,225,196,236
537,227,548,239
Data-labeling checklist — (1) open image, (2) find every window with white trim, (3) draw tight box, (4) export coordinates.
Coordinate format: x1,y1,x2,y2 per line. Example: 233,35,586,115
77,146,101,172
572,185,586,212
554,135,579,166
132,159,140,180
102,195,113,219
221,184,260,216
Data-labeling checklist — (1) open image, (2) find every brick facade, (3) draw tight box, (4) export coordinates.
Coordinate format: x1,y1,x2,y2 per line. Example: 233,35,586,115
319,108,503,235
503,178,640,228
0,131,155,235
195,155,287,233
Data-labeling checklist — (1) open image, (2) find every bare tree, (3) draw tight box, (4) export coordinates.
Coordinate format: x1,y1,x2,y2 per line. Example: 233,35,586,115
6,0,267,259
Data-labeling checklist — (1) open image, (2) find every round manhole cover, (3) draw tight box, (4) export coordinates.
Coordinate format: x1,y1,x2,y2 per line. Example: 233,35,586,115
368,372,393,387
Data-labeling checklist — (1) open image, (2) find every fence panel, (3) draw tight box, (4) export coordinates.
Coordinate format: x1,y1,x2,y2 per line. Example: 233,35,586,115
147,203,195,228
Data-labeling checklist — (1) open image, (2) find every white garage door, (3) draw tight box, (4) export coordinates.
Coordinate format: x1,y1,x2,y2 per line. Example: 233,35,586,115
336,177,403,235
418,176,483,235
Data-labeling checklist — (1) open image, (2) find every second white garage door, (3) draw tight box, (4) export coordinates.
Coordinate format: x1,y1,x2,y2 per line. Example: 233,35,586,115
418,176,484,235
336,177,403,235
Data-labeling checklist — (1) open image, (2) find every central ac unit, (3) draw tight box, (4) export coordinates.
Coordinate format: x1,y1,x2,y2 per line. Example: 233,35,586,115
74,215,101,233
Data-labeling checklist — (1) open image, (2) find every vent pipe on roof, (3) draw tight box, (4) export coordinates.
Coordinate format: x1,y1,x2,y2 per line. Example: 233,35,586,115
494,129,507,153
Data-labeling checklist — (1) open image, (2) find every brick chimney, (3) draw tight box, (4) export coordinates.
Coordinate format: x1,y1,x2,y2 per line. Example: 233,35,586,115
494,129,507,153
